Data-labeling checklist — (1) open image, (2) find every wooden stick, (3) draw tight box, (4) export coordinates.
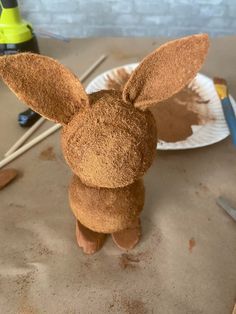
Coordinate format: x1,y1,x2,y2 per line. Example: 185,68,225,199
79,54,107,81
0,54,107,168
0,124,61,169
232,304,236,314
4,117,45,157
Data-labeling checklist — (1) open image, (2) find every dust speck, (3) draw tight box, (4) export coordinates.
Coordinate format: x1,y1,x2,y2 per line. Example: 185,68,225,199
119,253,140,270
122,297,148,314
8,202,25,208
109,294,148,314
189,237,196,253
18,295,38,314
39,146,56,161
199,182,209,192
119,251,152,270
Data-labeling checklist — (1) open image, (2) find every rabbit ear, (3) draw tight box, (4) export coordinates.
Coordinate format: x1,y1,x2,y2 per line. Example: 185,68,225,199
0,53,89,124
123,34,209,110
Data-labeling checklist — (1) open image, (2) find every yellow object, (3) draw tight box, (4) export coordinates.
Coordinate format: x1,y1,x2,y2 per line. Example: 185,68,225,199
214,78,228,99
0,1,33,44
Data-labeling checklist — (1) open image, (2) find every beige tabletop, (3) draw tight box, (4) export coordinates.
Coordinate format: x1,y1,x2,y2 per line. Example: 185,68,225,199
0,37,236,314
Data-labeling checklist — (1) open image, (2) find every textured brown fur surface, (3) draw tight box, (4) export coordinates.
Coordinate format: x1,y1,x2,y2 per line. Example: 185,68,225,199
0,53,88,124
69,175,145,233
62,90,157,188
0,34,209,253
123,34,209,110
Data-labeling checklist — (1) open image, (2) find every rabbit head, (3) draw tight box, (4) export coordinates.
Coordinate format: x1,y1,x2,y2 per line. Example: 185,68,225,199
0,34,209,189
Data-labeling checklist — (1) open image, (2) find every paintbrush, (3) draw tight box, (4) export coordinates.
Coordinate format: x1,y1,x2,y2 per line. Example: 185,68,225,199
213,77,236,146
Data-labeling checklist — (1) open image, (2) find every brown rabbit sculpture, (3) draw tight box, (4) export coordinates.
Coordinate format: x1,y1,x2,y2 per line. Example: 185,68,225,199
0,34,209,254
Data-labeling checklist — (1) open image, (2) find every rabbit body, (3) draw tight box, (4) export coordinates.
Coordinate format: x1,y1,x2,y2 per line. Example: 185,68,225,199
69,175,145,233
0,34,209,254
64,89,157,248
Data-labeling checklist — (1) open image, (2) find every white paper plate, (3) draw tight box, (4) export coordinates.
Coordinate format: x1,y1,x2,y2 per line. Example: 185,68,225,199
86,63,236,150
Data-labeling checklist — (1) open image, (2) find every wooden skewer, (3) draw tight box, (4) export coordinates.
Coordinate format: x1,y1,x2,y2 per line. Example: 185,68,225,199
232,303,236,314
0,54,107,169
4,117,45,157
0,124,61,169
79,54,107,81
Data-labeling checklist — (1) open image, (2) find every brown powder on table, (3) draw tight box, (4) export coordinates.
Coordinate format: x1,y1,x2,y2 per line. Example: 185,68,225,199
189,237,196,253
119,253,140,270
106,69,212,142
109,294,148,314
121,298,148,314
18,296,38,314
39,146,56,161
118,251,151,270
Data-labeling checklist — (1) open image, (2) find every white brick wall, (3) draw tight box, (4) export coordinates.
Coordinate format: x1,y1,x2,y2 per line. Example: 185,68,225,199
18,0,236,38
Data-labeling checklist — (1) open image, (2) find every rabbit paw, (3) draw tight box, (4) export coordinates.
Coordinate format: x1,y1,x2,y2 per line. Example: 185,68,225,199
112,219,141,251
76,220,106,255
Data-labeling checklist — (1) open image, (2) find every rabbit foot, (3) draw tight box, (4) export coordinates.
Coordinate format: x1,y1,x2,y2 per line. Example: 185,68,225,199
112,219,141,251
76,220,106,255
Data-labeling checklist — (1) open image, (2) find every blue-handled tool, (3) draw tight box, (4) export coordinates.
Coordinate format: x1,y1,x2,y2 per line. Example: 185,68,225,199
214,77,236,146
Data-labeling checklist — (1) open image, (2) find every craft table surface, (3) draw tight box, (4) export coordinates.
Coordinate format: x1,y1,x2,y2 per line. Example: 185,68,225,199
0,37,236,314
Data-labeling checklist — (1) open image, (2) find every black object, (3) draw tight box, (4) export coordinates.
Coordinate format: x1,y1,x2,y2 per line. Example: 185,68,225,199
0,0,41,127
18,109,41,127
0,35,40,56
1,0,17,8
0,34,41,127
